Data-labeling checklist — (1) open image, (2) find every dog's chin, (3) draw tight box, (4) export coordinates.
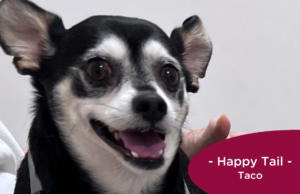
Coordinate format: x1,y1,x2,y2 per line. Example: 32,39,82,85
90,119,166,170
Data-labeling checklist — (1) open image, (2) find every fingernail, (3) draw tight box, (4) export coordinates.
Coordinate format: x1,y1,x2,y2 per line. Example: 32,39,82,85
218,114,227,121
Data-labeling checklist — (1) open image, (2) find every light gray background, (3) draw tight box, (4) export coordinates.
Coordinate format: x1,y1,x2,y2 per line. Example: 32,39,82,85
1,0,300,149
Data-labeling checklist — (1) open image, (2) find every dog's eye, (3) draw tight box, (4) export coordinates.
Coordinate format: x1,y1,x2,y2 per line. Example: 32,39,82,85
85,58,112,81
160,65,179,89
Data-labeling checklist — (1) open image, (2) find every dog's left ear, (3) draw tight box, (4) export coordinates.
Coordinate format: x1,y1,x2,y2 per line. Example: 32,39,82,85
0,0,65,75
171,15,212,93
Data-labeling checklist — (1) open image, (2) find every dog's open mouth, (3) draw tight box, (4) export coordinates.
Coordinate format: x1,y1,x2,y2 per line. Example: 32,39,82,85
90,119,166,169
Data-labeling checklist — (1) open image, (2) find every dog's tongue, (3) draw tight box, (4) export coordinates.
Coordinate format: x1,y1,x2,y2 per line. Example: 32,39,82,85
119,130,166,159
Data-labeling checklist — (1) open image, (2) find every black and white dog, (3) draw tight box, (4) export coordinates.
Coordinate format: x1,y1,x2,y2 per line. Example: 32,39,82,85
0,0,212,193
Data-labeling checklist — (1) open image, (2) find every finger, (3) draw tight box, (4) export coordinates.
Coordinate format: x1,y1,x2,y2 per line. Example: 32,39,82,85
211,114,231,141
182,115,231,159
197,115,231,151
227,131,246,139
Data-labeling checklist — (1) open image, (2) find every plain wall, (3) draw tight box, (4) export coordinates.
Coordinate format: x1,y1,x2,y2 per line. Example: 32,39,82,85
1,0,300,149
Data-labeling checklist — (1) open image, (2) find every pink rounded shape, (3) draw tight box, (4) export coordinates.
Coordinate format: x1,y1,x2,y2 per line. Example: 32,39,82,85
189,130,300,194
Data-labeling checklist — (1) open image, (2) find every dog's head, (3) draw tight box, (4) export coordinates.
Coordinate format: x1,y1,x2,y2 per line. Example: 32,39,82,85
0,0,212,173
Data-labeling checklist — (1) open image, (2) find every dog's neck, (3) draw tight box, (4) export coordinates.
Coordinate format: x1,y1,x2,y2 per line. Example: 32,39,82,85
25,79,187,194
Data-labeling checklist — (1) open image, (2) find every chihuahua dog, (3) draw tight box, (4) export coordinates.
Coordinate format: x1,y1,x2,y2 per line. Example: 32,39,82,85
0,0,212,193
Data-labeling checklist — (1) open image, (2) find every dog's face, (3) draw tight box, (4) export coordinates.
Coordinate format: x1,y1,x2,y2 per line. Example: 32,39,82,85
0,0,212,187
52,18,193,171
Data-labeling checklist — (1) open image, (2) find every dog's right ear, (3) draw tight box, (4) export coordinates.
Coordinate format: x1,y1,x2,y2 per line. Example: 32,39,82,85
0,0,65,75
171,16,212,93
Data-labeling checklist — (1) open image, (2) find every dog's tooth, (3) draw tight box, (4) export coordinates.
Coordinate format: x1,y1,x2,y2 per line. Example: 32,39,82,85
114,132,120,141
131,151,139,158
158,149,164,156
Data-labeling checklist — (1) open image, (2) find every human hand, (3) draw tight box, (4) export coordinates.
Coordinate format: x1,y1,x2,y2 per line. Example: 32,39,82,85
182,115,244,159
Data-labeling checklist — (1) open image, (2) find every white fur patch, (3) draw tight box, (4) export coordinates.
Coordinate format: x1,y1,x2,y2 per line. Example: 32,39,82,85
142,39,181,69
85,35,129,62
54,79,170,194
53,38,189,194
150,82,187,160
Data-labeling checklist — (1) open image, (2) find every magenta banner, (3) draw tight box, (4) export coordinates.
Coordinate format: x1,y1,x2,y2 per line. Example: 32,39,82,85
189,130,300,194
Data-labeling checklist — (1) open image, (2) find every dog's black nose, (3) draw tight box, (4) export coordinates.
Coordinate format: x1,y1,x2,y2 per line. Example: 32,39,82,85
132,93,167,123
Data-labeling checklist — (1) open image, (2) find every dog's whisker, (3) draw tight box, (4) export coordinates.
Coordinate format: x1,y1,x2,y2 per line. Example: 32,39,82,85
2,0,211,192
69,123,77,135
81,102,123,112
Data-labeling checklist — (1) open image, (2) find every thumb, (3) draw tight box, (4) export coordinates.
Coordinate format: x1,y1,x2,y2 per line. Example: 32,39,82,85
196,115,231,151
182,115,231,159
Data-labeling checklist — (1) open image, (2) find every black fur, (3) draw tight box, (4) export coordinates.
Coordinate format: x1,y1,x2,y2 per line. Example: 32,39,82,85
0,1,208,193
14,78,206,193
